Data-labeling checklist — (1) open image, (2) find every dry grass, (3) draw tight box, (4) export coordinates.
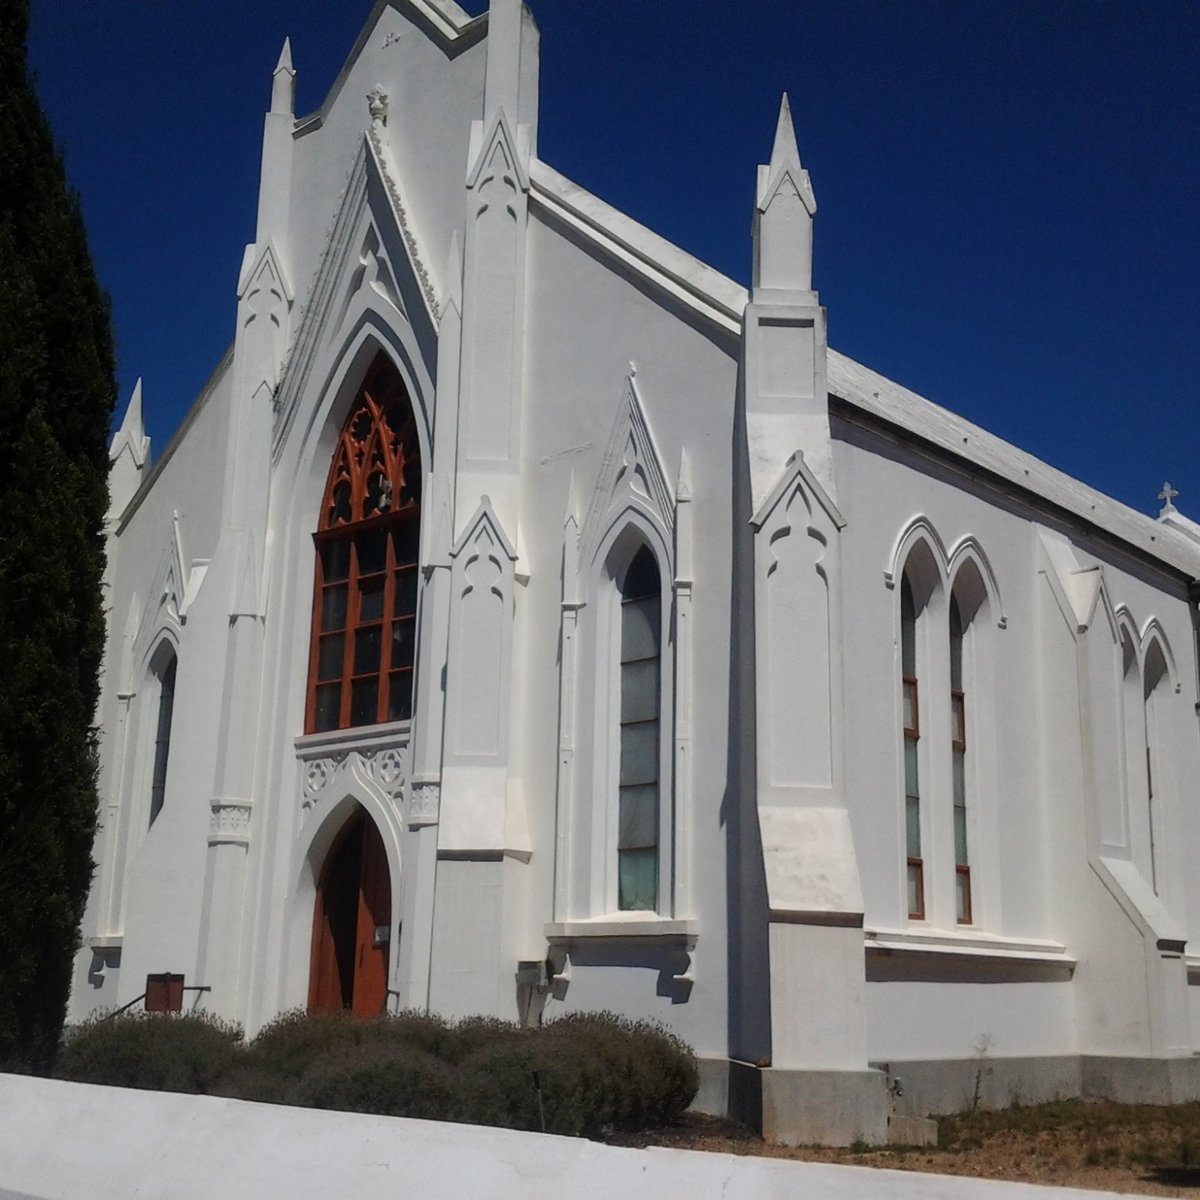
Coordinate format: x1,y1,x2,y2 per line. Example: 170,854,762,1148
606,1101,1200,1196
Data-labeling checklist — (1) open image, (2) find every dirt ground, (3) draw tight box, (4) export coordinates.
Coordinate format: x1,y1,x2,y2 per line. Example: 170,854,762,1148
607,1102,1200,1197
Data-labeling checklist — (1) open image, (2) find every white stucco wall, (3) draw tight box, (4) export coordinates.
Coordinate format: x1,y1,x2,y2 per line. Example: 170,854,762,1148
70,0,1200,1124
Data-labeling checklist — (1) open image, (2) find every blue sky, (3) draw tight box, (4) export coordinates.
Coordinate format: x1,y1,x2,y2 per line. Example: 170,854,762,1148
27,0,1199,519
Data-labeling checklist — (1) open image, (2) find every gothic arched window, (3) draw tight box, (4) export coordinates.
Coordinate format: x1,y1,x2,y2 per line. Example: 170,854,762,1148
949,592,971,923
148,648,177,827
616,544,662,912
307,354,422,734
900,573,923,919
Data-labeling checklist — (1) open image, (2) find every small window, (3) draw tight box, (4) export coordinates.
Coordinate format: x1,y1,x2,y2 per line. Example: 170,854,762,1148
617,546,661,912
148,652,177,827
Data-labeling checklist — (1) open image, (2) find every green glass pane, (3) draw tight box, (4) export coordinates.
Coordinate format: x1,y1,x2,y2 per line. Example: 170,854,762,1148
904,738,919,800
618,785,658,851
620,658,659,723
954,802,969,866
620,720,659,787
906,793,921,857
618,848,657,912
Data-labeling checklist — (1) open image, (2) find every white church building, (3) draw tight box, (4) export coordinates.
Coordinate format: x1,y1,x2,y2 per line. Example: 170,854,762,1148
73,0,1200,1144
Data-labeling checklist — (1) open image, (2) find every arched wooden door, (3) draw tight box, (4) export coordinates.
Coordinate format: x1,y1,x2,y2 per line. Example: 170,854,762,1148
308,809,392,1016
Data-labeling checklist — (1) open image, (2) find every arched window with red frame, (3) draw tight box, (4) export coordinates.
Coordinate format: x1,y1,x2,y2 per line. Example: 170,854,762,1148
307,354,422,734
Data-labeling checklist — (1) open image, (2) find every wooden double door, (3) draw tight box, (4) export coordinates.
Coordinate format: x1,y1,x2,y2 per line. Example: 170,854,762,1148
308,809,392,1016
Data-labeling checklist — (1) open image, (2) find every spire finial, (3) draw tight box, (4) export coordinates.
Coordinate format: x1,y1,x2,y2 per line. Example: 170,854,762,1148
758,92,815,217
753,93,817,292
1158,482,1179,518
110,377,149,471
770,93,802,176
270,37,295,115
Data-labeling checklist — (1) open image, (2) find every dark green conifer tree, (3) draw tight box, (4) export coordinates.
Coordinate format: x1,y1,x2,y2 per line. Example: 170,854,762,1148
0,0,117,1070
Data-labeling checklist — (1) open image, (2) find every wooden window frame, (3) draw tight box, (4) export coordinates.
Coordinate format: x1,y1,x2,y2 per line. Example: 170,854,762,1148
903,673,924,920
305,355,421,735
903,675,920,739
907,857,926,921
955,864,973,925
951,687,972,924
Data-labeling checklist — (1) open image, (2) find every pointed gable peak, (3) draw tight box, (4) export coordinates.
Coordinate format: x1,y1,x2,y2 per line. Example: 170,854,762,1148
270,37,296,115
111,377,149,467
119,376,144,436
771,93,801,175
757,92,816,217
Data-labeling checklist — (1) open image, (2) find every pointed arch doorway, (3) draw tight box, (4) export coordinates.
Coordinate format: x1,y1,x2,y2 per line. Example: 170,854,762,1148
308,807,392,1016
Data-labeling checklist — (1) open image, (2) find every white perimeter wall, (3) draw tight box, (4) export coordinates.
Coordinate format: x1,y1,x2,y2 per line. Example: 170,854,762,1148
0,1074,1131,1200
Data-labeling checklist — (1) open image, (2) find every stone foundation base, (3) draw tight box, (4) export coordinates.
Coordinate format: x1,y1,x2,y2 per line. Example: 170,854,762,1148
730,1061,890,1146
703,1053,1200,1147
874,1054,1200,1117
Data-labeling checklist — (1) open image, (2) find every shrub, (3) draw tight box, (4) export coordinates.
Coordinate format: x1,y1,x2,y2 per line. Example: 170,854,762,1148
55,1011,242,1094
539,1012,698,1131
445,1015,524,1064
54,1006,698,1137
459,1038,609,1135
291,1040,459,1120
244,1008,452,1081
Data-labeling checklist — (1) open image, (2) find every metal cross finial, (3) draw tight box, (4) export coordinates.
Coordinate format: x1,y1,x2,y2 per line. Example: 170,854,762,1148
1158,482,1179,517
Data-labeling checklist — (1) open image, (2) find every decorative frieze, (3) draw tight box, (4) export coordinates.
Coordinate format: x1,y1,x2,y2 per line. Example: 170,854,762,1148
296,728,424,824
408,778,440,826
209,801,252,846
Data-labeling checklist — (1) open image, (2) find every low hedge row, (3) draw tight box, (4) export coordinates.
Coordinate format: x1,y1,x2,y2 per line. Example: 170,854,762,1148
55,1008,697,1137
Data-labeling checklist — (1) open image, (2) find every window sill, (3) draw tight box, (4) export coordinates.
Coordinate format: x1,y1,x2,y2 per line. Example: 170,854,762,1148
545,915,698,941
865,925,1073,966
294,720,412,756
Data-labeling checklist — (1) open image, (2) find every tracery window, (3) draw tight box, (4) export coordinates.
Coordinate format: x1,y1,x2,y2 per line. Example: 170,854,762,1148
307,354,421,734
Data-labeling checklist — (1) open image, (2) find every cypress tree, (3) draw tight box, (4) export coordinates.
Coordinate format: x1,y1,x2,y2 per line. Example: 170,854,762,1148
0,0,117,1070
